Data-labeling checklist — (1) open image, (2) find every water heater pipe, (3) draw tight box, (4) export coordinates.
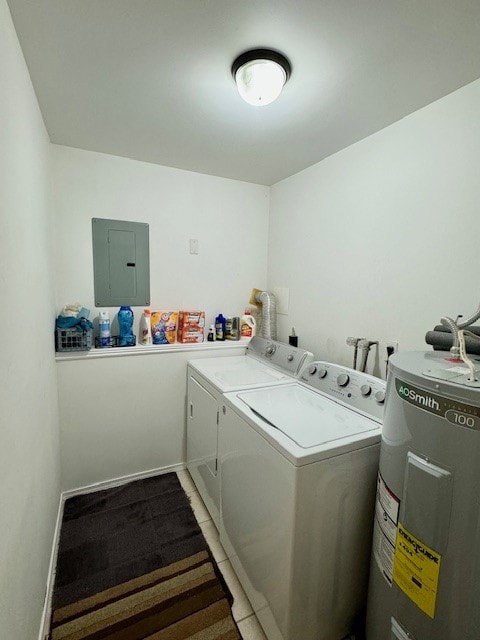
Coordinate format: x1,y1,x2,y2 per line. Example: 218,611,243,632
358,339,378,373
346,336,365,370
457,330,477,381
441,300,480,357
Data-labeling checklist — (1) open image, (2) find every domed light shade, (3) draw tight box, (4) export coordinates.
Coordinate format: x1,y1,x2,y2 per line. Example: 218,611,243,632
232,49,291,107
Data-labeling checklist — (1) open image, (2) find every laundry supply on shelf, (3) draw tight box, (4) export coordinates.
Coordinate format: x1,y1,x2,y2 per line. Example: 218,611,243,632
241,310,256,339
118,306,135,347
55,303,93,352
215,314,226,341
98,310,111,348
139,309,152,345
207,325,215,341
151,311,178,344
177,310,205,343
226,316,240,340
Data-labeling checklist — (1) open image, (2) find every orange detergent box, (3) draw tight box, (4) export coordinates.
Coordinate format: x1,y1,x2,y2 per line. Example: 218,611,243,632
151,311,178,345
177,310,205,343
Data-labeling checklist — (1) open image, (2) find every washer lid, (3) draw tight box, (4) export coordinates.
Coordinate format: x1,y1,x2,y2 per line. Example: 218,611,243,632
237,384,377,448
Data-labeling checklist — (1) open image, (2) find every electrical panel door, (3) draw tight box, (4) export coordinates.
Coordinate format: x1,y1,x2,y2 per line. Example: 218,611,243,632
92,218,150,307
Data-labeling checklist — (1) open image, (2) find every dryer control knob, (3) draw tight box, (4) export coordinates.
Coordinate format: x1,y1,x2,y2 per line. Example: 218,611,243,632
287,354,294,362
337,373,350,387
375,390,386,404
317,367,327,379
308,364,317,375
360,384,372,397
265,344,276,356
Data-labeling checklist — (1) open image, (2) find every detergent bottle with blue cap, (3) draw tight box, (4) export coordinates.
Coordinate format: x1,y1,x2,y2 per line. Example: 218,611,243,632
215,314,226,341
118,306,135,346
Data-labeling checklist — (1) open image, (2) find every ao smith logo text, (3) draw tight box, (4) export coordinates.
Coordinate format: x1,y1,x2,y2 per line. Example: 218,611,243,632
394,378,445,417
397,384,440,411
394,377,480,428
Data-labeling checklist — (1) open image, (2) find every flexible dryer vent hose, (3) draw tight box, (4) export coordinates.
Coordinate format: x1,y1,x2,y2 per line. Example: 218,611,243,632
255,290,277,341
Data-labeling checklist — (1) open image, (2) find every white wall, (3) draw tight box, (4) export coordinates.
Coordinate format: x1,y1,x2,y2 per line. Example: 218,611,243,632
0,1,60,638
52,145,269,324
56,346,244,491
268,79,480,376
4,3,479,632
52,146,269,490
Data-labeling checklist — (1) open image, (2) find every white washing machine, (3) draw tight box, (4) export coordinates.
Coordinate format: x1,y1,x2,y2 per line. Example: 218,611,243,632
186,336,313,528
218,360,386,640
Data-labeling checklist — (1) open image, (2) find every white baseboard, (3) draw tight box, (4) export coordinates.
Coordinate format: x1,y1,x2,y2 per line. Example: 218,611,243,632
38,462,186,639
37,492,64,640
62,463,186,499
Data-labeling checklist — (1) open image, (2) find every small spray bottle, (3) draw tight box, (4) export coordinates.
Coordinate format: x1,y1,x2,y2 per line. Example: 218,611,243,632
289,327,298,347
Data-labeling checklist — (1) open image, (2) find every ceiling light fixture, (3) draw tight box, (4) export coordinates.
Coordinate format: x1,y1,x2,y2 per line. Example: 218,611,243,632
232,49,291,107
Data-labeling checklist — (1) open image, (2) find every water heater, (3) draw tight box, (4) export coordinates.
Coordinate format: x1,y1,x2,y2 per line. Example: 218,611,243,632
366,351,480,639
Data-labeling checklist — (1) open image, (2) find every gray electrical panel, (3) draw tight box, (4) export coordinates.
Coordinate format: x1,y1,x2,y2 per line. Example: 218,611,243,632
92,218,150,307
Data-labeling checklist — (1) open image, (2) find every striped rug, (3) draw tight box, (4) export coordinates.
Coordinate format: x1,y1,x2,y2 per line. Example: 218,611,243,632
49,549,241,640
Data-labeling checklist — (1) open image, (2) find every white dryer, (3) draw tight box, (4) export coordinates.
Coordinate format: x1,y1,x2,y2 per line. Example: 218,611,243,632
186,337,313,528
218,361,386,640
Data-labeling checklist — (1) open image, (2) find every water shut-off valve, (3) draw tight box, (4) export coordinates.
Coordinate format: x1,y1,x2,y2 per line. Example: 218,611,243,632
346,337,379,373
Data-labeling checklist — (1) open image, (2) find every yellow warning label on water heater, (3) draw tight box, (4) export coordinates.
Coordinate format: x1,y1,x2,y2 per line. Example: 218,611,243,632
393,523,441,619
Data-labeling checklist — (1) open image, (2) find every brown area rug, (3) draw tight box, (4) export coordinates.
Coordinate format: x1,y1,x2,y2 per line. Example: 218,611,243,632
50,550,239,639
48,473,240,640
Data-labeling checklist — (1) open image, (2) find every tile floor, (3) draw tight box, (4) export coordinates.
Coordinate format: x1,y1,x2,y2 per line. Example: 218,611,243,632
177,469,267,640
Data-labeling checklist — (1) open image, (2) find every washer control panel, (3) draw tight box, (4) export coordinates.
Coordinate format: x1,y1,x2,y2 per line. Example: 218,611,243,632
247,336,314,376
299,360,386,423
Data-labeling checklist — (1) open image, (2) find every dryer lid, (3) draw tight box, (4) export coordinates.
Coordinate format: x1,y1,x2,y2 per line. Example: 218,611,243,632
189,356,289,390
237,384,378,448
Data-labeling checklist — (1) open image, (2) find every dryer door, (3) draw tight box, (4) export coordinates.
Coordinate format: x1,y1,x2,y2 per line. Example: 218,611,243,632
186,373,220,527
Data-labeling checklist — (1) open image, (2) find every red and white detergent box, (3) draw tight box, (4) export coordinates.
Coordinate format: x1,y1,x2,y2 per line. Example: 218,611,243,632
177,310,205,343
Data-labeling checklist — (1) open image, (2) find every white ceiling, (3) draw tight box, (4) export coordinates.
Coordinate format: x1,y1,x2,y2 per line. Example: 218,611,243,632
7,0,480,185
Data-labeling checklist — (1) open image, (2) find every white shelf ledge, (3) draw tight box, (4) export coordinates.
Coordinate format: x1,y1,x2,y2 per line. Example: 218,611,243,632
55,340,248,362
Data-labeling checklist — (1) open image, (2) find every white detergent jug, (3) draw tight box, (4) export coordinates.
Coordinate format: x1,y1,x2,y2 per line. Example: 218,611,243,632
240,310,256,339
139,309,152,345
